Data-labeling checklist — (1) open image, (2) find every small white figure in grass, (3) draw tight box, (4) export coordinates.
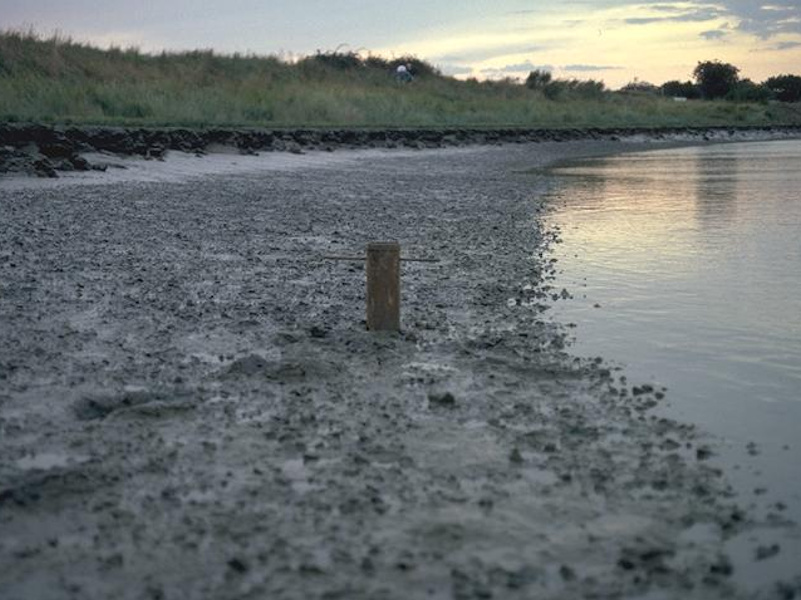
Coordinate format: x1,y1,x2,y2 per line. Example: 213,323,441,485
396,63,413,83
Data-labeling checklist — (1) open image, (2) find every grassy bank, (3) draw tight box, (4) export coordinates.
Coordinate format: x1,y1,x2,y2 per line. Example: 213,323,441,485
2,30,800,129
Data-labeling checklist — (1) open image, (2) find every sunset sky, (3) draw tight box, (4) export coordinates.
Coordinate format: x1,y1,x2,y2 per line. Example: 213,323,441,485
2,0,800,87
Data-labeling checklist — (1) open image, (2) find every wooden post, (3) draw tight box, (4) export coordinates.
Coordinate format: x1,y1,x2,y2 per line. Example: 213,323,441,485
366,242,401,332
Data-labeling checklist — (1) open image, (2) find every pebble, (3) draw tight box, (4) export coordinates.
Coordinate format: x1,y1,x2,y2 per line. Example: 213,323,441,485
754,544,780,561
428,392,456,407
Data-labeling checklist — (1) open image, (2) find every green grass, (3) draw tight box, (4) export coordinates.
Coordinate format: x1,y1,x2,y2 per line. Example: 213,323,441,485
1,29,800,129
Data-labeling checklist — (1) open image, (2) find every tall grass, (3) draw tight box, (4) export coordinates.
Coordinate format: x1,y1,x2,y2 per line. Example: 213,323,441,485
1,29,799,128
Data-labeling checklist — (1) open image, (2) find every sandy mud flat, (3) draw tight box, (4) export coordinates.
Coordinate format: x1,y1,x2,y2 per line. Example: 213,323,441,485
1,139,800,599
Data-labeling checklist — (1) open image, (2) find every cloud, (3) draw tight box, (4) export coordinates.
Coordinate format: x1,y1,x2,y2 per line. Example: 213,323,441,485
563,64,624,71
624,7,724,25
478,70,522,80
754,40,801,51
435,44,548,64
649,4,689,13
585,0,801,39
699,29,729,40
480,61,553,76
480,62,624,78
623,17,660,24
496,61,553,73
760,4,795,11
438,64,474,76
723,1,801,38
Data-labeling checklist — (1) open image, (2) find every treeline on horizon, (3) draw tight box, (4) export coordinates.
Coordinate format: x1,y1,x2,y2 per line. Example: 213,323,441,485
526,62,801,104
618,61,801,104
1,29,800,129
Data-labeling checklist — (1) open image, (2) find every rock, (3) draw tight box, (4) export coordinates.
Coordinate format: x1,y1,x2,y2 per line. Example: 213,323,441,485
222,355,315,382
227,557,249,573
708,556,733,576
69,155,91,171
72,388,194,420
617,546,674,575
661,438,681,450
696,445,714,460
0,146,35,175
286,141,305,155
145,145,166,160
428,391,456,407
224,354,269,377
33,158,58,178
38,142,75,159
754,544,780,561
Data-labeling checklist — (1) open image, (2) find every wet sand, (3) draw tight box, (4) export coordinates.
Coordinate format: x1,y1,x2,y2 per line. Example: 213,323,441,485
1,140,799,599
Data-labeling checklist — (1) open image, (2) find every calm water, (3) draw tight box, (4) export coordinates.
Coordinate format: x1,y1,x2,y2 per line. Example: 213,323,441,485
545,140,801,584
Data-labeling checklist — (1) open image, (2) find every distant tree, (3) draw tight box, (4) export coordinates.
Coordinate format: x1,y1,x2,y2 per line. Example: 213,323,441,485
540,77,605,100
542,79,566,99
660,80,701,99
306,50,363,71
764,74,801,102
299,51,441,79
572,79,606,99
364,55,390,71
693,60,740,99
728,78,772,103
620,78,658,94
525,69,552,90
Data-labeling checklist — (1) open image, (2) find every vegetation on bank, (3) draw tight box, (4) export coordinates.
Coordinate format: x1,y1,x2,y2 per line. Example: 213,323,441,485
1,30,800,129
612,60,801,104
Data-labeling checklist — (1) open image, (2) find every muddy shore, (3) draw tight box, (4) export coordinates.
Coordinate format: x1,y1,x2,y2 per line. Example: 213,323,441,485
2,122,801,178
1,139,800,599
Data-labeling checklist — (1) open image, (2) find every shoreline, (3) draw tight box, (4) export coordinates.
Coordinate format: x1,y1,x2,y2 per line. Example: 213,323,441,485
2,121,801,179
1,140,799,599
540,140,801,591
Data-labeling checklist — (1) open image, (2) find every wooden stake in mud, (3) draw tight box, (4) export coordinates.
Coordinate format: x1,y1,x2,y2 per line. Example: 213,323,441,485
323,243,435,332
366,242,401,332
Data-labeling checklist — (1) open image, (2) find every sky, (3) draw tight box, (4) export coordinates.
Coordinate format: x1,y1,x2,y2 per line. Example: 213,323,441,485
2,0,800,87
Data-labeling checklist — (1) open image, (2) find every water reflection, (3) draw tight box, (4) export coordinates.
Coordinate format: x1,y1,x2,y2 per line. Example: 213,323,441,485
545,140,801,534
693,154,739,227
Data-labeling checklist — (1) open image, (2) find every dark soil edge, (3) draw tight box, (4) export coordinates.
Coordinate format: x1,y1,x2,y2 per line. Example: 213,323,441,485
2,122,801,178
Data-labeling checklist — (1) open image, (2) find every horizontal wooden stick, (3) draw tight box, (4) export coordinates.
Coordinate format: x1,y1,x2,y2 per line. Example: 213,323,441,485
323,255,439,263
